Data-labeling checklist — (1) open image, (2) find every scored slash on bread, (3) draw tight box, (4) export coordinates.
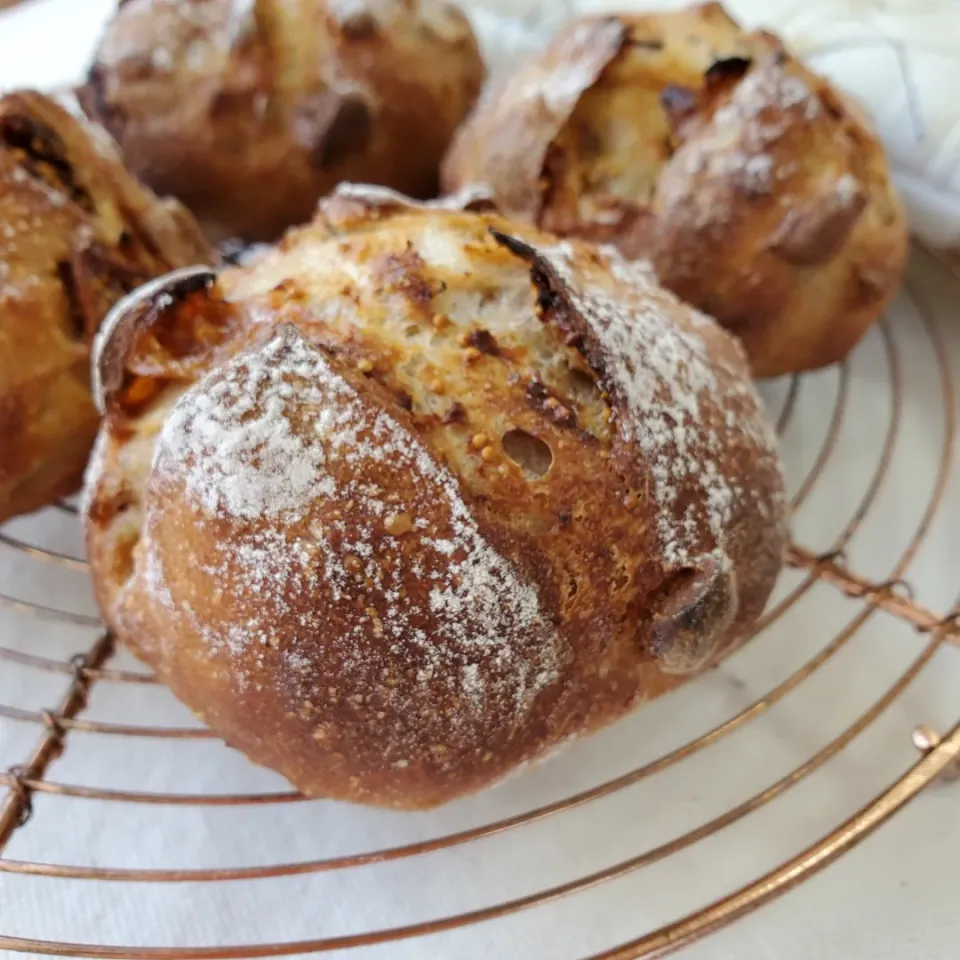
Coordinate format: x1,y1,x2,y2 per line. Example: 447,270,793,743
84,185,787,809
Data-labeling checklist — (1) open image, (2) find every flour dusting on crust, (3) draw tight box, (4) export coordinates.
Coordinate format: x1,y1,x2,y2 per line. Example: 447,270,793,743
711,59,823,144
150,325,563,723
511,238,781,568
158,331,337,522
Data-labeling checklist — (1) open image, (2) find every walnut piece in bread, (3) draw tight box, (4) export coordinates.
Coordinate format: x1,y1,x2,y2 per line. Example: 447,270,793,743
78,0,486,243
0,90,213,525
84,186,787,809
442,3,908,379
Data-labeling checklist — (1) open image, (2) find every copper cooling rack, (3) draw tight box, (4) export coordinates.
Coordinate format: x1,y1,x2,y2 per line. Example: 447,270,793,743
0,243,957,959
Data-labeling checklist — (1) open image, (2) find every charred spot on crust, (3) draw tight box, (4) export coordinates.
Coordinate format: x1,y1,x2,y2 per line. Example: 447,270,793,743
0,112,95,212
489,228,532,260
463,328,500,356
491,228,597,367
535,287,559,316
57,261,89,343
442,401,466,425
490,230,563,317
526,378,577,428
370,248,435,304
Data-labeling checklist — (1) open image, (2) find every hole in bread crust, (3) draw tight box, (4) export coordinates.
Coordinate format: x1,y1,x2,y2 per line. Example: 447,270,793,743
502,429,553,480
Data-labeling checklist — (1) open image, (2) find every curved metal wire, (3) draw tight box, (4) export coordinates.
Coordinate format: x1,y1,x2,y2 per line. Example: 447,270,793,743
0,647,154,684
0,250,956,958
0,631,951,956
0,297,949,883
0,533,87,571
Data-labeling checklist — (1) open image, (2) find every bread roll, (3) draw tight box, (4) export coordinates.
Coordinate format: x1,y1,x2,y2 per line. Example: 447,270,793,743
78,0,486,242
0,90,213,524
442,3,908,378
84,186,787,808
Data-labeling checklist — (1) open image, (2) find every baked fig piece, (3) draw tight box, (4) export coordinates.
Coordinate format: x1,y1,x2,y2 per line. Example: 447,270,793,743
78,0,486,242
0,90,213,524
442,3,908,378
84,186,787,809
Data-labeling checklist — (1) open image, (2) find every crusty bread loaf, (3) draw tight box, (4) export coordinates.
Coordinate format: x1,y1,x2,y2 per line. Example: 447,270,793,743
78,0,486,242
84,186,787,808
442,3,908,378
0,90,213,524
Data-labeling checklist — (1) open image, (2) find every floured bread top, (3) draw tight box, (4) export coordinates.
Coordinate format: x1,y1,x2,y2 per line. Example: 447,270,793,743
85,191,786,794
154,325,562,718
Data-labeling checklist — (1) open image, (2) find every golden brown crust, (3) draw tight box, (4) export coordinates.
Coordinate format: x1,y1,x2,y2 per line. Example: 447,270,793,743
0,90,214,524
444,15,629,225
84,189,787,808
441,3,908,378
649,48,908,377
79,0,486,242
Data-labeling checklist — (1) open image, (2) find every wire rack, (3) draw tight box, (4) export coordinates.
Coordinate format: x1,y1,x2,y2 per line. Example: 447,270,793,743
1,0,960,947
0,242,958,959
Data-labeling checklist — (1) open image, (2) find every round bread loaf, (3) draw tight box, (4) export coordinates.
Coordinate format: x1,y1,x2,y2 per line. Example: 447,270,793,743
84,186,787,808
78,0,486,242
0,90,213,524
441,3,908,379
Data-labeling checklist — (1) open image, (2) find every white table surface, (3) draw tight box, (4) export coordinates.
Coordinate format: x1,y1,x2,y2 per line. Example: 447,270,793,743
0,2,959,959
